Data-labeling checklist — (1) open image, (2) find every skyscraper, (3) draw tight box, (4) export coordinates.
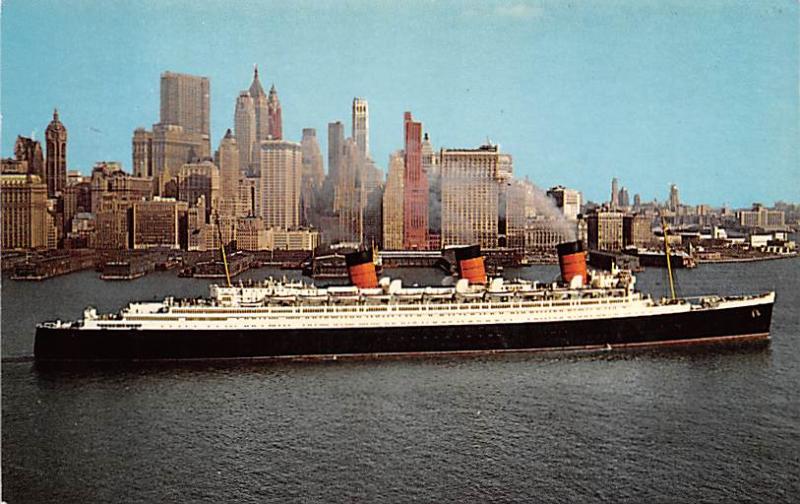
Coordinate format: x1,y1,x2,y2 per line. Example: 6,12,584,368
547,185,582,220
160,71,210,140
14,136,45,180
352,97,369,159
1,171,49,249
259,139,302,230
177,160,220,221
440,144,509,249
422,133,441,238
327,121,345,188
669,184,680,211
132,128,153,178
133,72,211,194
300,128,324,226
234,91,256,174
335,138,363,243
133,123,210,195
45,109,67,197
610,177,619,209
383,152,405,250
619,187,630,208
217,129,240,217
249,66,269,143
267,84,282,140
402,112,428,249
301,128,325,190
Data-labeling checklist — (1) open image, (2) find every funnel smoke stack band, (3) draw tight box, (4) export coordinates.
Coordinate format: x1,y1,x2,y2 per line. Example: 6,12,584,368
557,240,587,285
345,250,378,289
454,245,487,285
556,240,585,256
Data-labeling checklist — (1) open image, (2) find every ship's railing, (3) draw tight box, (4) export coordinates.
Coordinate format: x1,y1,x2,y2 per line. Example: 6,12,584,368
209,282,634,306
162,294,646,317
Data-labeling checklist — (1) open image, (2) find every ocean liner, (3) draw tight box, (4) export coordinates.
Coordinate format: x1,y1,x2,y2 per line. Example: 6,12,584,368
34,241,774,361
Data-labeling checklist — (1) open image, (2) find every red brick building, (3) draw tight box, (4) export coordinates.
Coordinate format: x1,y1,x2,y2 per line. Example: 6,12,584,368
402,112,428,249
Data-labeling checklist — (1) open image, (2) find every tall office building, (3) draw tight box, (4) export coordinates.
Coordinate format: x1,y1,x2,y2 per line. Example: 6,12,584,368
239,176,261,217
267,85,282,140
402,112,428,249
623,214,653,248
335,138,364,243
301,128,325,190
217,129,240,217
440,144,510,249
259,139,302,230
422,133,441,237
133,72,211,193
160,71,210,139
587,209,624,250
86,162,152,248
362,182,384,250
619,187,630,208
133,124,210,195
610,177,619,209
547,186,582,220
383,152,405,250
352,97,369,159
131,198,187,249
45,109,67,197
300,128,325,227
1,171,49,249
234,91,256,174
94,192,132,249
89,162,152,211
132,128,153,178
669,184,680,211
249,66,270,143
177,161,220,221
14,136,45,179
327,121,345,189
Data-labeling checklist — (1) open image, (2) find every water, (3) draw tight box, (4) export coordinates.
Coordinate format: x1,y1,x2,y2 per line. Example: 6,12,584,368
2,260,799,502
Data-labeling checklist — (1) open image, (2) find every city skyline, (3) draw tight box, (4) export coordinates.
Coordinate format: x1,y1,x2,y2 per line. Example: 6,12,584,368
2,0,798,208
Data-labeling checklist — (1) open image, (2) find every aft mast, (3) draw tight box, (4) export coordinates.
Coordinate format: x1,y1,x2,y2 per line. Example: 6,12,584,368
660,214,676,300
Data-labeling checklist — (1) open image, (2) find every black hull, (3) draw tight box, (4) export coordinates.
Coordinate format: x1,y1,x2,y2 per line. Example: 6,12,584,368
34,300,773,362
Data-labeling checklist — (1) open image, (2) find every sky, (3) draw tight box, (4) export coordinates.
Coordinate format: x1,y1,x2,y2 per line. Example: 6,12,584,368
1,0,798,208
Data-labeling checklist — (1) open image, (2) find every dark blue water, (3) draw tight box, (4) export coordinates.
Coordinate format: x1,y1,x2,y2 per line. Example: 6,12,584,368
3,260,799,502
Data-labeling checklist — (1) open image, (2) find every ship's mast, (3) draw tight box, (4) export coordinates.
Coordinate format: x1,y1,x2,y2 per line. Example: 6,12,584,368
215,213,232,288
661,215,676,300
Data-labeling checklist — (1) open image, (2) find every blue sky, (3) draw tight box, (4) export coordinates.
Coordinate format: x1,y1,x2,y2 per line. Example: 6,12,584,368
2,0,797,207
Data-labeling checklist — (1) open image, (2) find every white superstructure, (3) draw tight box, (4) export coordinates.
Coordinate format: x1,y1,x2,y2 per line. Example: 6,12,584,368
48,271,775,332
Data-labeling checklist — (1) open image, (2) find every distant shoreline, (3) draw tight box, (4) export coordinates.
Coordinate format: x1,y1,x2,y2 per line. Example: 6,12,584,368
696,254,798,264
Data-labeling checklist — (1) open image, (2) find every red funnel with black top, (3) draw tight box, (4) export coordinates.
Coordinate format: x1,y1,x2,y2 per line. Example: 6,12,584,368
454,245,487,285
344,249,379,289
557,240,587,285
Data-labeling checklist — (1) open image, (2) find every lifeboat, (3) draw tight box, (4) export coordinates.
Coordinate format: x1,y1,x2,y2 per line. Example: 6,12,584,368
298,290,329,304
361,288,391,303
394,287,425,303
423,287,454,302
327,286,360,304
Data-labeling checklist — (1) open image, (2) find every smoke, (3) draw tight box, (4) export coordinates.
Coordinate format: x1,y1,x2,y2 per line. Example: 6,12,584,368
528,184,578,242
